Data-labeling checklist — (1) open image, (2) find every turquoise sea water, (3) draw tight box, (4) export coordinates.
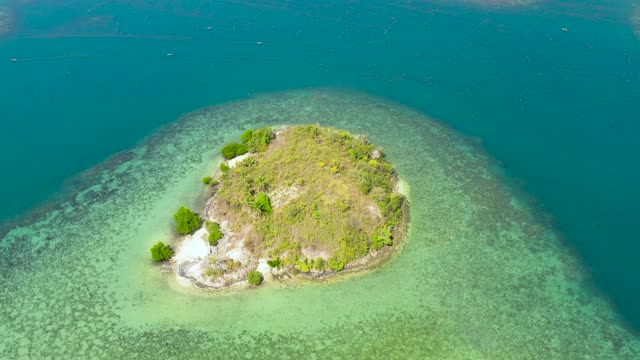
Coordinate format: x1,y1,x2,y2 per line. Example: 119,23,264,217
1,0,640,357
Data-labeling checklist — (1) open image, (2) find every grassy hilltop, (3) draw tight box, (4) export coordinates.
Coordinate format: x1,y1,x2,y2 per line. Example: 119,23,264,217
212,125,407,273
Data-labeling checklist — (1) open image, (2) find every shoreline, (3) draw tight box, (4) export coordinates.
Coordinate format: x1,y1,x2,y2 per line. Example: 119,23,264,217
164,214,412,294
167,178,410,292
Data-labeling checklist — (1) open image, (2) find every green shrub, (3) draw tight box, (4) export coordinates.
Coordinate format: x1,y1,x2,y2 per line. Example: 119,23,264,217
295,260,310,273
357,168,394,195
371,225,393,251
298,125,320,137
221,142,249,159
202,176,213,184
327,255,345,271
267,257,281,268
313,257,325,271
205,221,223,246
252,193,272,215
236,143,249,155
173,206,201,235
338,244,358,265
221,144,236,159
150,241,173,261
241,129,253,144
243,127,273,153
347,142,374,160
220,163,230,172
209,179,219,187
383,194,404,217
247,270,264,286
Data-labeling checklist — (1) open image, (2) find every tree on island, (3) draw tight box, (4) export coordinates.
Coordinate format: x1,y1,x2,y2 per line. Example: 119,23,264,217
204,221,223,246
150,241,174,261
327,255,345,271
173,206,201,235
221,142,248,160
371,225,393,251
247,270,264,286
241,127,273,153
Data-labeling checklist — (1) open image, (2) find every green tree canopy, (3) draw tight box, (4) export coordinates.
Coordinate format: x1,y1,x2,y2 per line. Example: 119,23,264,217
241,129,254,144
205,221,223,246
221,143,248,160
150,241,174,261
327,255,345,271
247,270,264,286
241,127,273,153
173,206,201,235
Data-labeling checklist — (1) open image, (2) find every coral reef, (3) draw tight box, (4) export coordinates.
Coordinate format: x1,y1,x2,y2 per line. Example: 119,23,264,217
0,89,637,358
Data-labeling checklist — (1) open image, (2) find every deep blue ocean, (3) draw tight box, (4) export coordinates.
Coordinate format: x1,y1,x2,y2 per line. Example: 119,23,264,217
1,0,639,332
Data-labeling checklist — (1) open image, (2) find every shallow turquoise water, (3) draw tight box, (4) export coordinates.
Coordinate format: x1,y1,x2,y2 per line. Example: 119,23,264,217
1,89,638,358
1,0,640,357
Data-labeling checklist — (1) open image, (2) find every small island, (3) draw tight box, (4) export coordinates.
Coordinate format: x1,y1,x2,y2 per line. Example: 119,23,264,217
159,125,409,290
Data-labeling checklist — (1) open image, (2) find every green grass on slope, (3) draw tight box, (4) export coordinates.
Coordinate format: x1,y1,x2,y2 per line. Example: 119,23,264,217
214,125,406,271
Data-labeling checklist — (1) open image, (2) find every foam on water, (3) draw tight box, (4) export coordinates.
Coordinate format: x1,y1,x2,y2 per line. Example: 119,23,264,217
0,89,638,358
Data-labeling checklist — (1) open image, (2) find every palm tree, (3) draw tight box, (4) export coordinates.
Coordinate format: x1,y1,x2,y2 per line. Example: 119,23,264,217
255,176,269,191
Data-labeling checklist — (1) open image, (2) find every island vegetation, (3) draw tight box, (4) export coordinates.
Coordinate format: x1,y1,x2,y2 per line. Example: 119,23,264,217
221,143,248,160
173,206,201,235
150,241,174,262
161,125,408,289
247,270,264,286
204,221,223,246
